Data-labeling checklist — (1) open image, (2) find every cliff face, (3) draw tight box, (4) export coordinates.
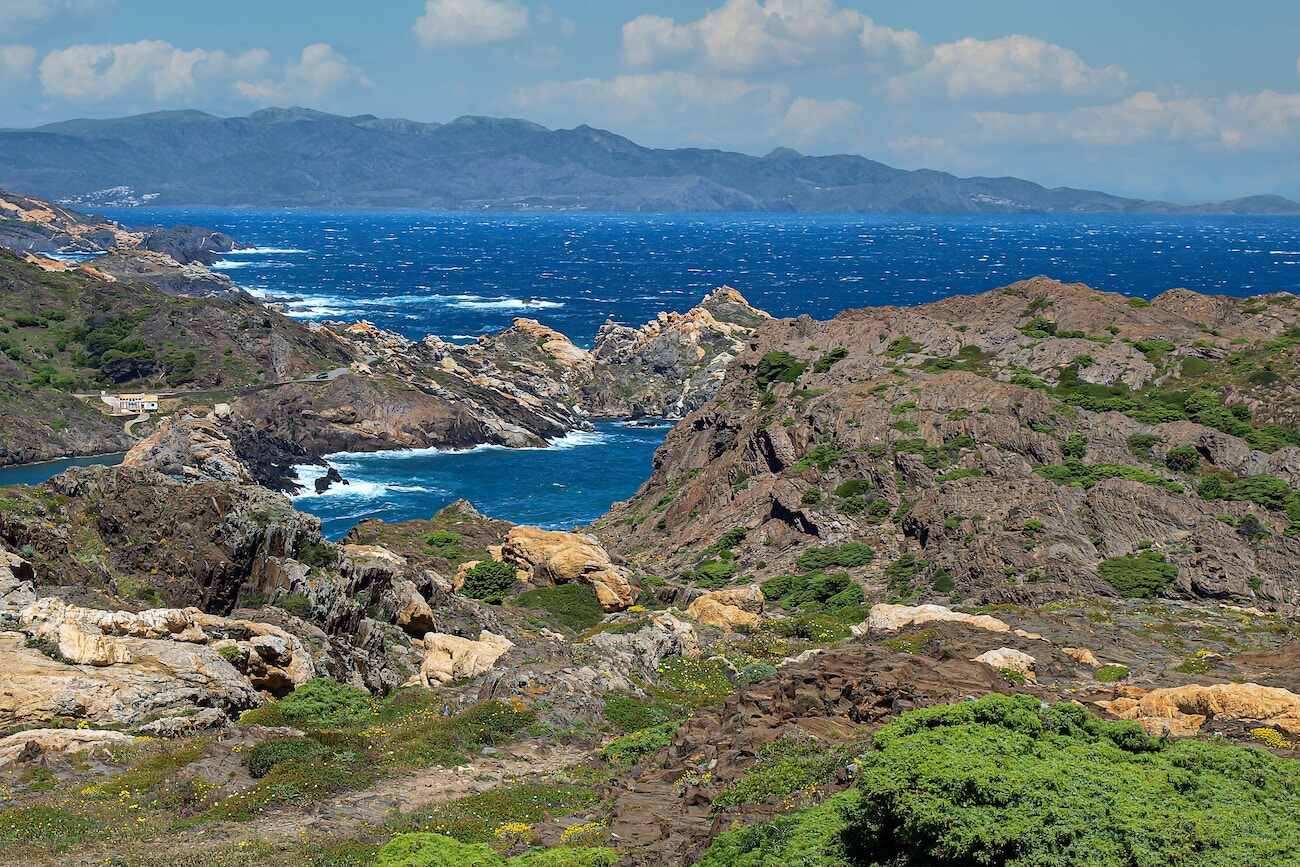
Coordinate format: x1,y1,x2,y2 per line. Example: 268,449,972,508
593,277,1300,611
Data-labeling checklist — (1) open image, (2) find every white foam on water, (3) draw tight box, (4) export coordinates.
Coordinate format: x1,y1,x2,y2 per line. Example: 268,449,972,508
226,247,308,254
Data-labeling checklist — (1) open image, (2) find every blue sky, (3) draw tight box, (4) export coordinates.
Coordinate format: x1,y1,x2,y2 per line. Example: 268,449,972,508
3,0,1300,201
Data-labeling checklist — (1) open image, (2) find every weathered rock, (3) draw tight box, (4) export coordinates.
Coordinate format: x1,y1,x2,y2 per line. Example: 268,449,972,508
868,603,1013,635
972,647,1037,679
500,527,636,611
1099,683,1300,737
136,707,230,738
1063,646,1101,667
414,630,514,686
0,728,139,767
578,612,701,678
685,586,764,632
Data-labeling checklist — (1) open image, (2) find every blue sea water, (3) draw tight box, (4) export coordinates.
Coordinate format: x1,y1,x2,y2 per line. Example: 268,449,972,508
83,209,1300,538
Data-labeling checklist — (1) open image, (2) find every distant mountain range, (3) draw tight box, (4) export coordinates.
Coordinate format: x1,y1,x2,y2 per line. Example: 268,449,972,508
2,107,1298,214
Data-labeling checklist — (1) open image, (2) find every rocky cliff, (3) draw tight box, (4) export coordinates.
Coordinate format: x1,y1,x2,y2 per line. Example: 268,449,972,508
594,277,1300,611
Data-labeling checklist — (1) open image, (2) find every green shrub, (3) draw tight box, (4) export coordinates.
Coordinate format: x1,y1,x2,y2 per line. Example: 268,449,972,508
696,789,859,867
833,479,872,499
1062,432,1088,460
245,737,326,778
600,720,680,766
712,736,859,808
756,351,807,387
510,849,619,867
461,560,519,604
836,693,1300,867
1035,459,1182,493
692,558,739,588
762,570,863,614
935,467,984,483
1165,444,1201,472
276,678,376,729
1094,664,1130,683
1098,552,1178,598
1123,434,1164,460
795,542,874,570
511,583,605,634
793,441,845,472
813,347,848,373
374,832,503,866
602,692,677,734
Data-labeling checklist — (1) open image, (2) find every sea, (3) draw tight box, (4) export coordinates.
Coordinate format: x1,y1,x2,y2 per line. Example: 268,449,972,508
49,209,1300,538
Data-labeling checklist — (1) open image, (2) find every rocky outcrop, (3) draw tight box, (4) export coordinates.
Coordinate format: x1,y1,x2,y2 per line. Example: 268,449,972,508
972,647,1037,679
867,603,1017,635
594,277,1300,611
685,585,764,631
0,728,140,767
123,411,254,485
0,593,323,728
1099,683,1300,737
414,630,514,686
500,527,636,611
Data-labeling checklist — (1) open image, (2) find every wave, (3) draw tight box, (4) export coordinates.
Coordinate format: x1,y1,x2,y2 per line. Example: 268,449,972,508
289,464,438,499
547,429,610,449
227,246,308,254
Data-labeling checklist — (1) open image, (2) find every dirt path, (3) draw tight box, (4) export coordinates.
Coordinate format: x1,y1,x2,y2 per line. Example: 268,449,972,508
171,741,589,850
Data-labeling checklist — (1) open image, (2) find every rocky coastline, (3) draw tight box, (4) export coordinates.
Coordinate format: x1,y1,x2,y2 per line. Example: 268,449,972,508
2,188,1300,865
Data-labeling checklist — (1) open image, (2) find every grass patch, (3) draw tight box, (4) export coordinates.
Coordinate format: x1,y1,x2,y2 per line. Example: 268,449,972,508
510,583,605,634
1098,552,1178,598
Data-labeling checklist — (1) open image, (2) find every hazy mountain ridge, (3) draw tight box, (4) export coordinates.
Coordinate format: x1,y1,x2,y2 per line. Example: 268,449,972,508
2,107,1296,213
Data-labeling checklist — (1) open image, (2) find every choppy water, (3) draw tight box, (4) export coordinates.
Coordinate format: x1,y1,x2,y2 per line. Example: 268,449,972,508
83,209,1300,538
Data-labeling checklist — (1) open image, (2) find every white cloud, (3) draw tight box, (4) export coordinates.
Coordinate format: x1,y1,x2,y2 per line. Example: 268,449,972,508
0,0,109,34
782,97,858,145
39,40,267,101
0,42,34,79
622,0,922,74
973,90,1300,151
888,35,1127,102
413,0,528,49
236,43,371,103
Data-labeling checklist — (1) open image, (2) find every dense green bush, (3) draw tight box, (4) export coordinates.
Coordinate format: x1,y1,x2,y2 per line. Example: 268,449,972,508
756,351,807,387
1098,552,1178,598
813,347,848,373
762,570,863,613
712,736,858,808
840,693,1300,866
461,560,520,604
1035,459,1183,493
375,833,619,866
696,790,859,867
511,583,605,634
795,542,874,570
692,558,740,588
600,720,680,766
1061,432,1088,460
245,737,326,778
1164,444,1201,472
276,678,376,729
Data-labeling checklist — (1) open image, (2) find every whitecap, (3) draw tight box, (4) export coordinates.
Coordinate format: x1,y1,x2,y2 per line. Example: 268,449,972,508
226,247,308,254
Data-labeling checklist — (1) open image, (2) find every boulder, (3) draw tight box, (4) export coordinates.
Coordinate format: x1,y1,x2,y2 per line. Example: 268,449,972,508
1,597,318,728
415,630,514,686
392,579,436,637
972,647,1037,679
579,612,701,678
686,586,764,632
868,603,1013,635
500,527,636,611
0,728,139,767
1099,683,1300,737
1063,647,1101,667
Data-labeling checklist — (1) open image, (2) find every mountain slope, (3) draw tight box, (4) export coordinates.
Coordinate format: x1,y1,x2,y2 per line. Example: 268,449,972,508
2,108,1296,213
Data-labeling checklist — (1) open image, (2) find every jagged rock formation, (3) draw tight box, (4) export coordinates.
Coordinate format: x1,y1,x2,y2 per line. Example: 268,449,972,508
499,526,637,611
0,188,242,296
594,277,1300,610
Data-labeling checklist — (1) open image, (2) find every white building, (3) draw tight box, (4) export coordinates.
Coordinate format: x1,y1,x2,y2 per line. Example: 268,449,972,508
100,392,160,414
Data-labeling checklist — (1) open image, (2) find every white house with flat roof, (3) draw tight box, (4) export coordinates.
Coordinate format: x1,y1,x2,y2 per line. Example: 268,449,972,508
100,392,159,414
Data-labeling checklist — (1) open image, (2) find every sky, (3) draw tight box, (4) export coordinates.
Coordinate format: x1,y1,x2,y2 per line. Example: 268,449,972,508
2,0,1300,202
